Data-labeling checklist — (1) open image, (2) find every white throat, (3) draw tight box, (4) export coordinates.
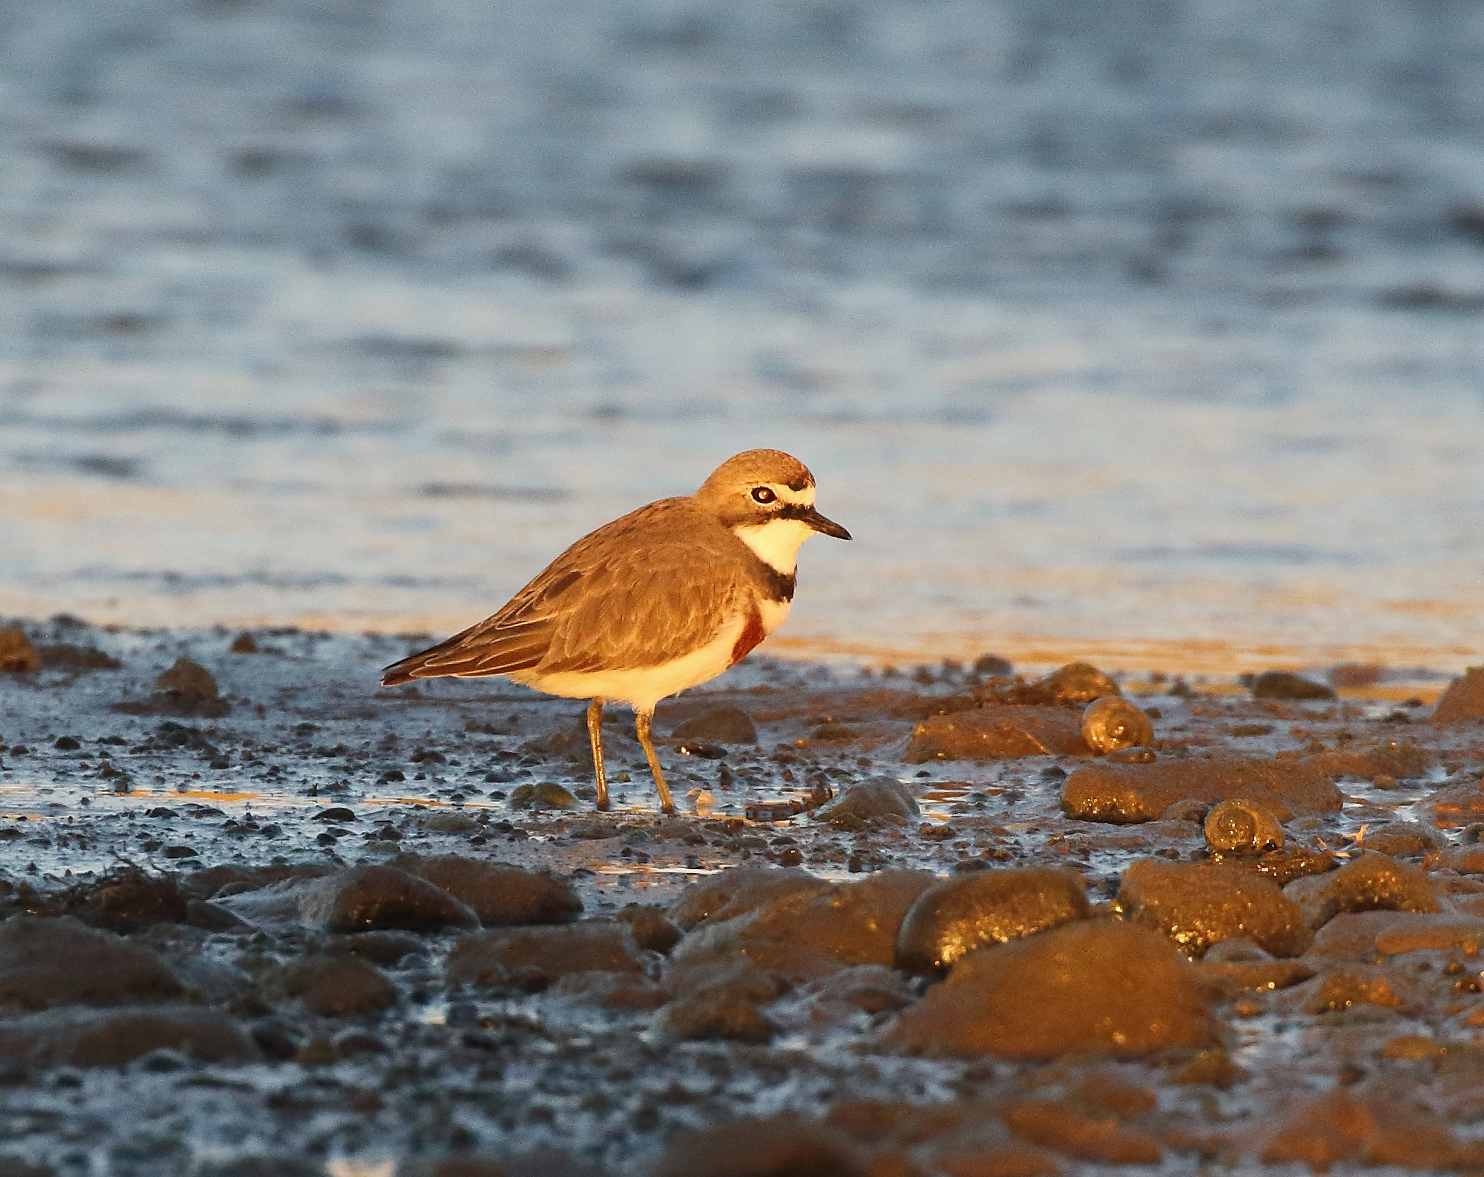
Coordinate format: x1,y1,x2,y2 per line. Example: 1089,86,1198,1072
732,517,816,575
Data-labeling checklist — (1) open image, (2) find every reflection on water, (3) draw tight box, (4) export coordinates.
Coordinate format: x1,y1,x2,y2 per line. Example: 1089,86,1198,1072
4,0,1484,674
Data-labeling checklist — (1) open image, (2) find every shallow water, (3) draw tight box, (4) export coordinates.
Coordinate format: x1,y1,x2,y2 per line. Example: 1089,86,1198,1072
6,0,1484,677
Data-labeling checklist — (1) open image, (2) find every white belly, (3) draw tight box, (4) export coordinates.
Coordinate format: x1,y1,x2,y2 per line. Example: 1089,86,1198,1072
758,595,791,635
511,612,749,713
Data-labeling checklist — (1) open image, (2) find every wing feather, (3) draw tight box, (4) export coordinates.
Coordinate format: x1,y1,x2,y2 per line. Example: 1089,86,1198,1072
380,498,753,685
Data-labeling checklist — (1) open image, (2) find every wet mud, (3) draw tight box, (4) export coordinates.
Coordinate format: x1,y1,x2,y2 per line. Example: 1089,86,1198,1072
3,616,1484,1174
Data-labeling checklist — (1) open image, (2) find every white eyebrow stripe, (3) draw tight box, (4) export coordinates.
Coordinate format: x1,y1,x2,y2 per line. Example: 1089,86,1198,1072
777,484,815,507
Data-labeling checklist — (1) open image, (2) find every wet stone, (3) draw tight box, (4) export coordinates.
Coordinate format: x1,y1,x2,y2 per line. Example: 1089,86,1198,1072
1255,1088,1468,1169
0,1004,257,1068
1354,820,1444,857
1002,1099,1162,1165
1432,666,1484,725
62,867,188,934
814,776,919,823
1037,661,1121,703
894,868,1092,975
186,899,253,932
260,954,398,1016
1118,859,1312,958
617,904,682,953
0,916,183,1010
508,782,578,810
884,920,1221,1060
670,704,758,745
1061,756,1341,824
118,656,230,718
650,1116,868,1177
669,866,830,931
446,921,647,991
655,985,778,1043
1283,851,1442,929
322,931,428,966
669,869,936,981
0,626,40,674
395,854,582,926
420,811,480,833
296,865,480,934
1248,670,1336,700
905,705,1089,763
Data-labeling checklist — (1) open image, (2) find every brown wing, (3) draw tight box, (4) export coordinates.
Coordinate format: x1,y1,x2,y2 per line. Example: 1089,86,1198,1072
381,498,752,684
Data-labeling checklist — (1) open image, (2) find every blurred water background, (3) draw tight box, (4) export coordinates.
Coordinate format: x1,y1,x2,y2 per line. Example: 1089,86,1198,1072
5,0,1484,675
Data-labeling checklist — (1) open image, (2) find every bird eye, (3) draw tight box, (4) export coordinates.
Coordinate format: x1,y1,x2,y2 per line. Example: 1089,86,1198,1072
750,486,776,504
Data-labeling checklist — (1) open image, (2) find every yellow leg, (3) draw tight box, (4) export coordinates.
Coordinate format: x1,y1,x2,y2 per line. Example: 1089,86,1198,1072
587,697,609,812
634,709,674,815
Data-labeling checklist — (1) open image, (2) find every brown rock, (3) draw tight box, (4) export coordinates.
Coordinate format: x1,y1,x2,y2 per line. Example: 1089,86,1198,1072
1305,910,1484,958
1195,957,1315,991
1330,663,1383,689
669,870,936,982
1432,667,1484,725
1249,670,1336,700
1283,851,1442,929
1305,911,1417,960
650,1116,868,1177
153,657,230,717
617,905,682,954
670,705,758,745
35,643,121,672
906,706,1089,763
0,626,40,673
815,777,919,822
297,865,480,933
260,954,398,1016
446,921,646,990
670,866,830,931
1001,1100,1161,1165
1426,781,1484,829
65,868,188,933
884,921,1221,1060
1308,740,1433,780
0,916,183,1010
395,855,582,926
0,1005,257,1067
548,970,666,1011
1061,757,1341,824
1353,821,1445,857
1037,662,1121,703
1118,860,1311,958
323,931,428,966
654,986,778,1043
894,869,1091,975
1250,845,1339,886
784,964,913,1022
1435,845,1484,873
1278,964,1422,1015
1256,1088,1466,1169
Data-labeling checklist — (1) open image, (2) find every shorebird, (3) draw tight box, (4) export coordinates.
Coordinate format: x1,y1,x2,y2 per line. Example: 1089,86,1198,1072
381,449,850,814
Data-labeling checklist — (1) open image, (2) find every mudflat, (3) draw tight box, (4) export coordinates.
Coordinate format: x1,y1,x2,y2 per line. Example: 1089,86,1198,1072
3,616,1484,1174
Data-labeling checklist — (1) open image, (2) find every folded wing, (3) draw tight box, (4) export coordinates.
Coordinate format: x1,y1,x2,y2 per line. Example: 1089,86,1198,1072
381,499,749,685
